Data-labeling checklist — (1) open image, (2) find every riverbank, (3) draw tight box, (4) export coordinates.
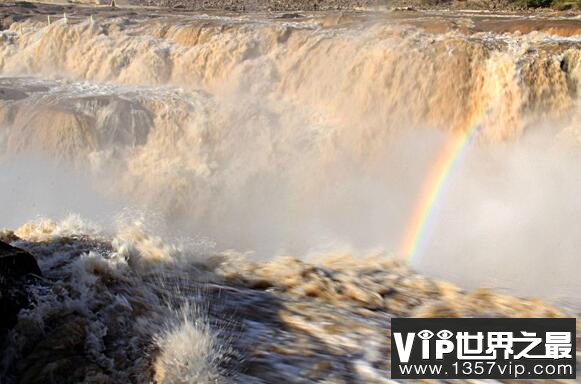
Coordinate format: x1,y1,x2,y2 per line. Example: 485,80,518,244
1,0,580,18
2,0,581,35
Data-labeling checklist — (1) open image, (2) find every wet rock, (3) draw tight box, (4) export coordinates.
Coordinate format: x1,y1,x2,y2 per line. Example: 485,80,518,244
16,315,110,384
0,14,25,31
0,87,28,101
0,241,42,278
0,240,42,343
278,12,303,18
15,2,38,9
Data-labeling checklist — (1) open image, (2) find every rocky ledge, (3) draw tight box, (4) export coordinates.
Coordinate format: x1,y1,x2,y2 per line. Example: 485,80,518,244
0,239,42,353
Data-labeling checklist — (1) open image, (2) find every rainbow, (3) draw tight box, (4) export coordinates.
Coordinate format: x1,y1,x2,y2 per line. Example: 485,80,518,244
399,117,484,263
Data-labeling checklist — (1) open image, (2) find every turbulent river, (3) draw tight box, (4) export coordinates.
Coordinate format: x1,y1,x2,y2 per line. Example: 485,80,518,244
0,5,580,383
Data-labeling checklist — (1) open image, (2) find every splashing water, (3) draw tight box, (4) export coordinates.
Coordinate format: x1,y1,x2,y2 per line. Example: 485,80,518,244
1,8,581,383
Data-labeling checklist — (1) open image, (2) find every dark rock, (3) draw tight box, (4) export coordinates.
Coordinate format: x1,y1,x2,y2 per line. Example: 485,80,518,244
0,241,42,343
0,241,42,278
15,2,38,9
279,12,303,18
0,87,28,101
16,315,103,384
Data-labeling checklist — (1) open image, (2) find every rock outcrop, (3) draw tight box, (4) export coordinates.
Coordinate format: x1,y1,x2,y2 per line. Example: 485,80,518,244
0,240,42,347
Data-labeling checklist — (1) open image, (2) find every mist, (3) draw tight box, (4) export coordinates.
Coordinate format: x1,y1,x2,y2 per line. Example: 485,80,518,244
413,128,581,307
2,124,580,308
0,156,122,230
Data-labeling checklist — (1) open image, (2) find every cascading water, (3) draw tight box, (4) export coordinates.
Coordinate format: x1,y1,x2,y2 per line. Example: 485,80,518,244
0,7,580,383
